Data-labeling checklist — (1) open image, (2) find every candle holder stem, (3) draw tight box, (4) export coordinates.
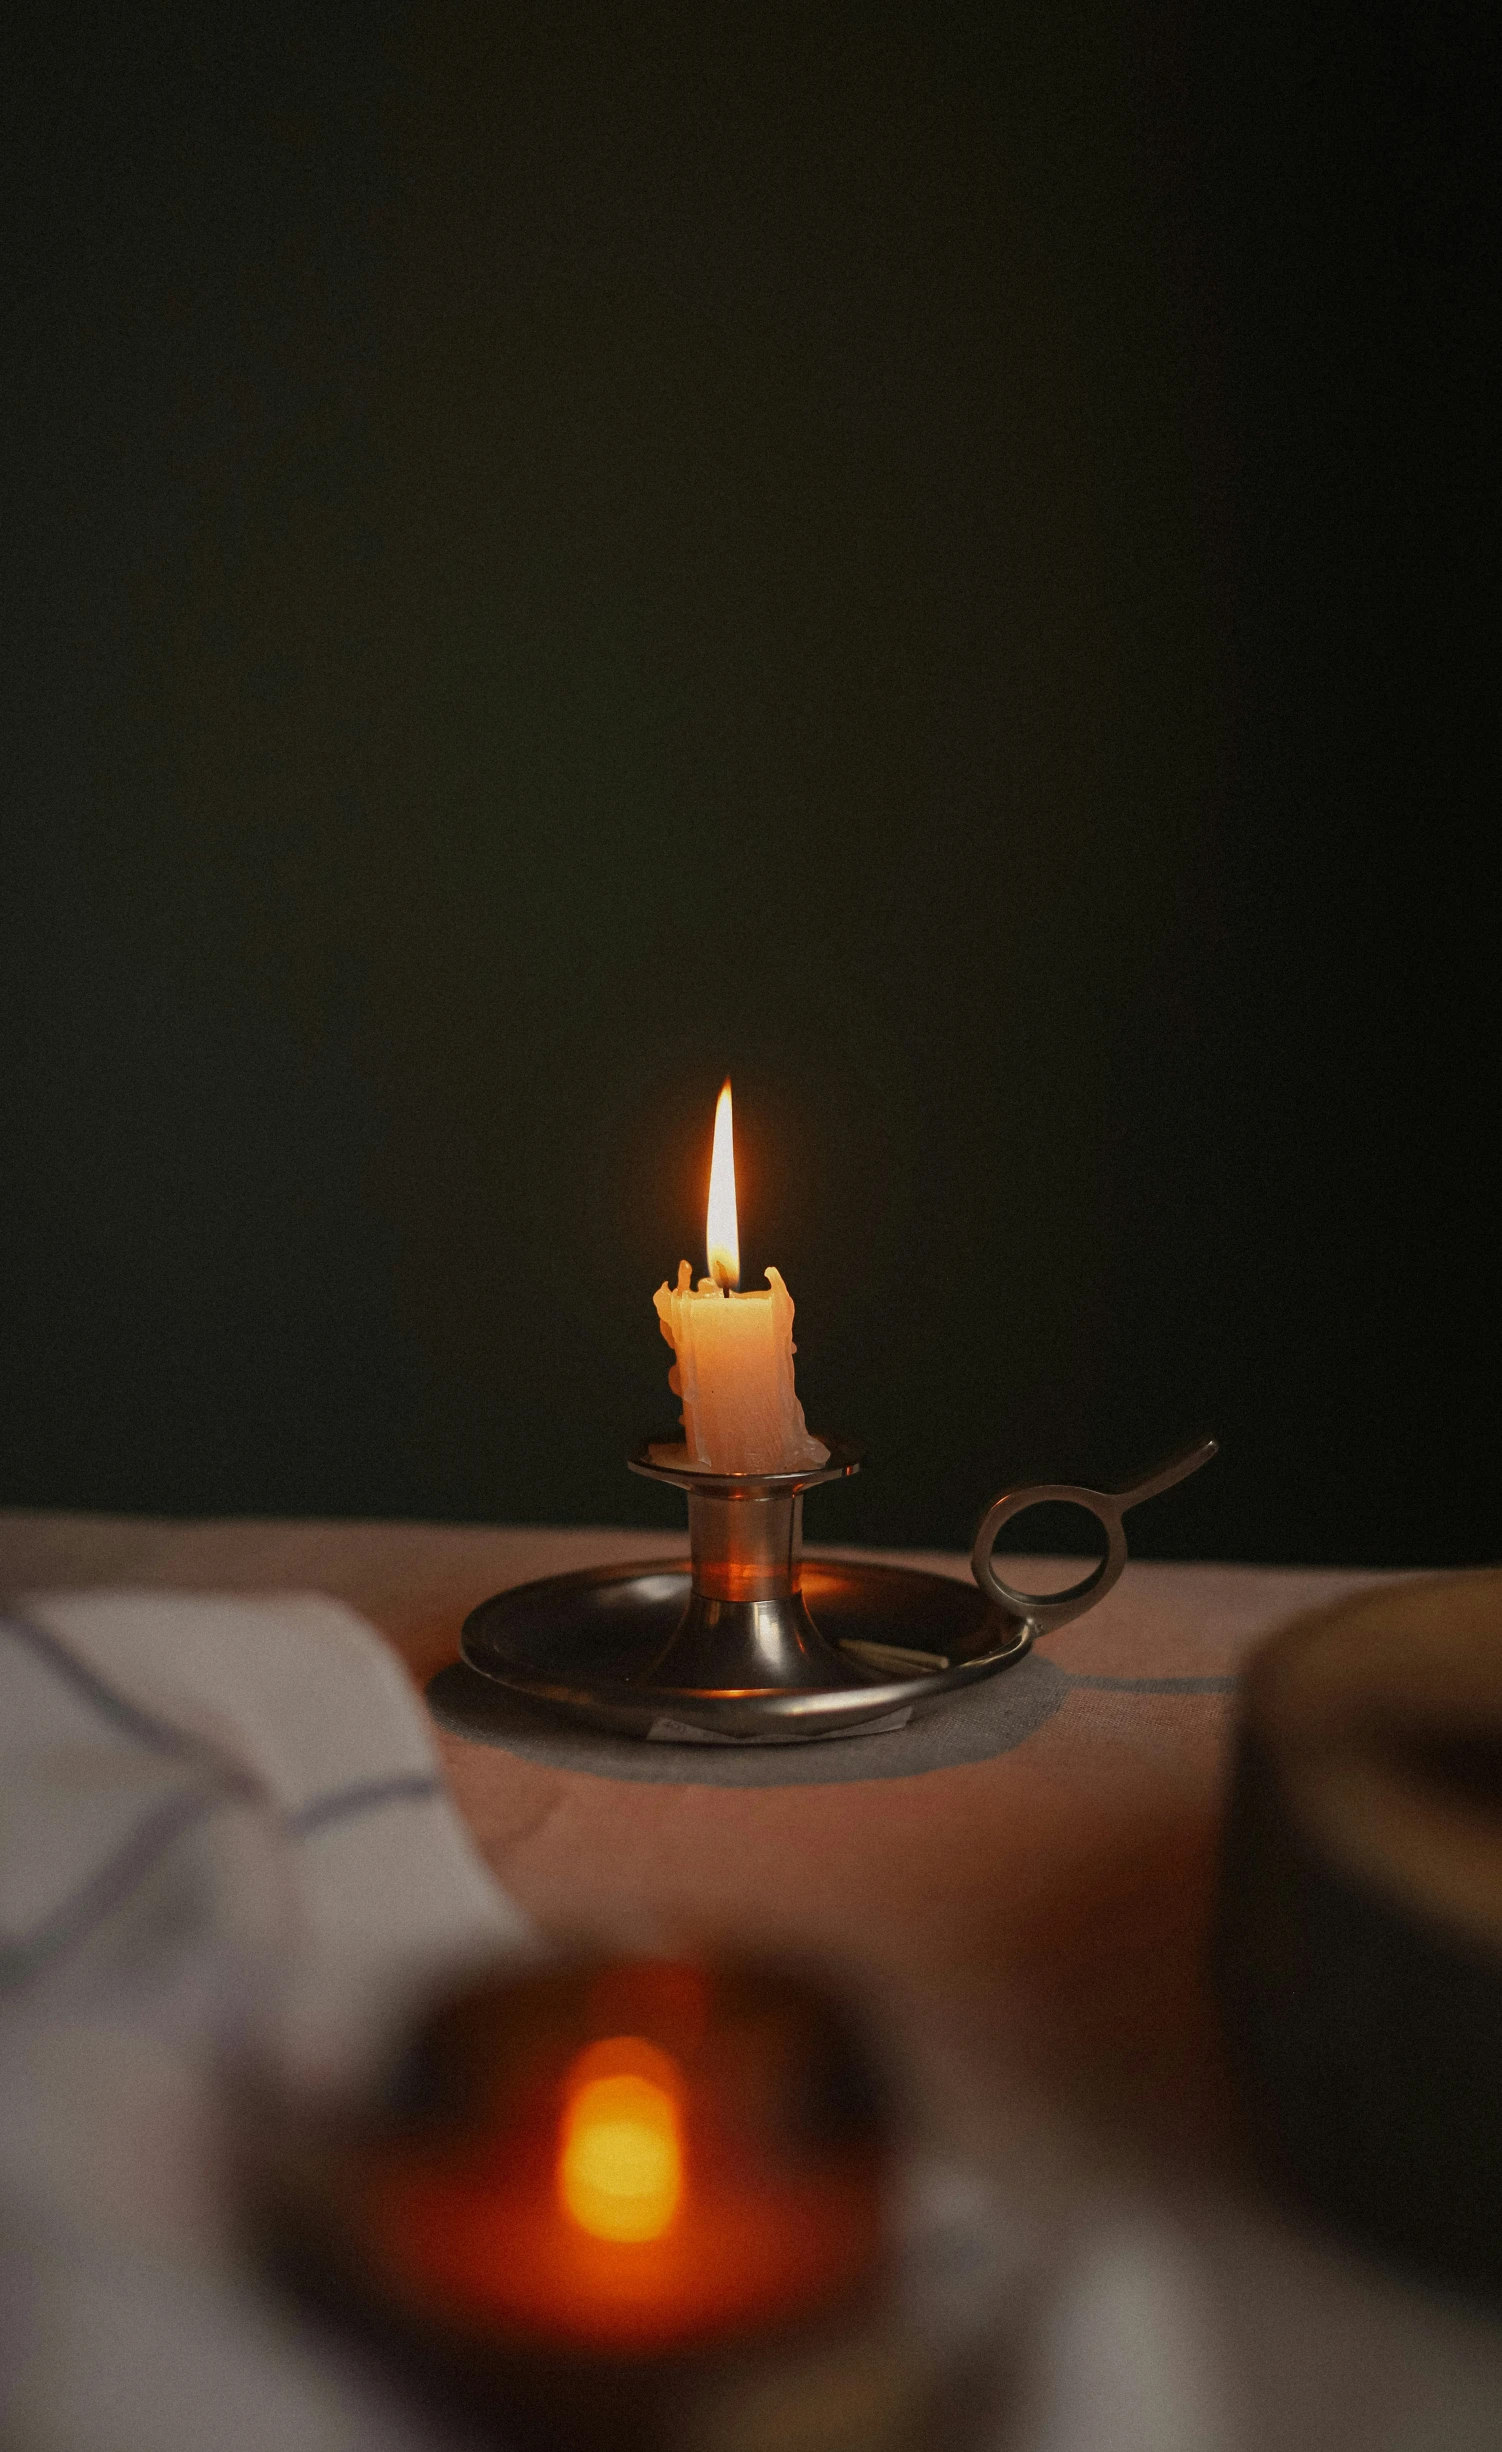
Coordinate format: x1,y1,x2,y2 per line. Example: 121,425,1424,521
687,1489,803,1604
629,1443,868,1692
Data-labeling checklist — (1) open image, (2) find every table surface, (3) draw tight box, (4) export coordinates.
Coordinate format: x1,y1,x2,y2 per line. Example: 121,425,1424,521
19,1507,1502,2447
0,1505,1387,2184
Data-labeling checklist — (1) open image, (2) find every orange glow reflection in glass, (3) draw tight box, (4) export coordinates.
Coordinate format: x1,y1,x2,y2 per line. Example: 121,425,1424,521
558,2039,684,2244
706,1078,739,1290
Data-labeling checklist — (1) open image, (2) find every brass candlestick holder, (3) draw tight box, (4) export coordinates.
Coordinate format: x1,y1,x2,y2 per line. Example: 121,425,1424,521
460,1435,1217,1746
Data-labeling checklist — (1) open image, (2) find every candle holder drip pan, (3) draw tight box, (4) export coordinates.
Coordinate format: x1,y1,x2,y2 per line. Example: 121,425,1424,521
460,1436,1217,1746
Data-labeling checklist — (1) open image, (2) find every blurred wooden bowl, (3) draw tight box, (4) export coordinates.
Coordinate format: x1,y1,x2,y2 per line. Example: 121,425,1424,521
1216,1570,1502,2305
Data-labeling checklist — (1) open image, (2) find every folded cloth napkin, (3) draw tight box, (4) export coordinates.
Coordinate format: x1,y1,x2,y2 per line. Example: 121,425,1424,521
0,1591,530,2452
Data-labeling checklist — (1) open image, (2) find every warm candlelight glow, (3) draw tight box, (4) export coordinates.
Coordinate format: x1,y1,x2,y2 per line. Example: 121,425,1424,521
343,1960,886,2358
706,1078,739,1290
558,2039,683,2244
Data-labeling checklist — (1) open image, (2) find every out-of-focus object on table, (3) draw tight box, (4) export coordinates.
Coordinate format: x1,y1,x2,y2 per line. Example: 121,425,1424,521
248,1951,1004,2452
1218,1569,1502,2310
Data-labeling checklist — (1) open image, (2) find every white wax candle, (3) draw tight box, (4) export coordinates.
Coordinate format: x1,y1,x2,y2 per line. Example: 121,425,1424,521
652,1080,828,1474
653,1260,828,1475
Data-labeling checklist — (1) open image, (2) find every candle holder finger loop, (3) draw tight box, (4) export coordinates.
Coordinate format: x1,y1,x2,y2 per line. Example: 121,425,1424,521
970,1436,1219,1634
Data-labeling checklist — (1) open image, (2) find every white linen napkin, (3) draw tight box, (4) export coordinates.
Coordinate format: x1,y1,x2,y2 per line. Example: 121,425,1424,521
1,1590,530,2452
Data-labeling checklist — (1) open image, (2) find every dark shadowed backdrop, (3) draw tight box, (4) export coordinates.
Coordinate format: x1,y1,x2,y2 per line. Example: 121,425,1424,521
2,3,1496,1563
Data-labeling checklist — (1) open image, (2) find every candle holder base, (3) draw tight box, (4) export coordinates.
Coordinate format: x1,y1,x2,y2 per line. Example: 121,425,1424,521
459,1435,1217,1746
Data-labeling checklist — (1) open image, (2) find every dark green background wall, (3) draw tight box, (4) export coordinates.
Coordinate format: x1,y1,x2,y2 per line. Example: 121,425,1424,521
3,4,1495,1563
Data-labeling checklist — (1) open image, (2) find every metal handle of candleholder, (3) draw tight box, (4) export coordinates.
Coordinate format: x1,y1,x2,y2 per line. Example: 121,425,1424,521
971,1435,1219,1633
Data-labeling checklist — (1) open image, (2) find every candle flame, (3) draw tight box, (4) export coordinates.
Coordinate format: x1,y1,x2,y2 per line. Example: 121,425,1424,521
706,1078,739,1290
558,2039,684,2245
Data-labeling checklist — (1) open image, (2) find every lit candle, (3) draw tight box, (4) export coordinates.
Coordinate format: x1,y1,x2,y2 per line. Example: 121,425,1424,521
653,1081,828,1475
251,1957,890,2408
364,2022,878,2352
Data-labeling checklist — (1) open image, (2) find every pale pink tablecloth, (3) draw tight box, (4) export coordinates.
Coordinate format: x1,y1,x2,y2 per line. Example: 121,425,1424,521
9,1510,1502,2451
